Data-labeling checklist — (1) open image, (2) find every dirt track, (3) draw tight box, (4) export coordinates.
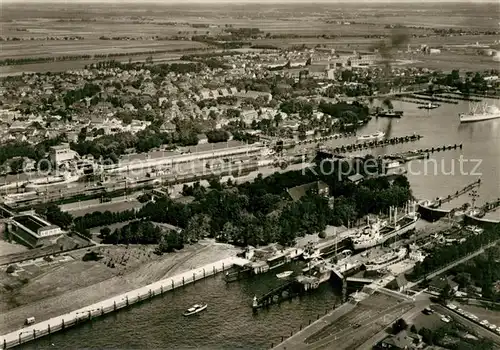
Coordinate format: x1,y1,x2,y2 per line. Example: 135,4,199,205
0,240,241,335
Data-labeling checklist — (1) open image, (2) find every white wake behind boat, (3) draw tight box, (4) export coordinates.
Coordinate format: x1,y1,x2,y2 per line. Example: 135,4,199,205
183,304,207,316
276,271,293,279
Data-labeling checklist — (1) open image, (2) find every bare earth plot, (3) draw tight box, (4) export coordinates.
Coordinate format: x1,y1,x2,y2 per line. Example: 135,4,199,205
0,240,241,335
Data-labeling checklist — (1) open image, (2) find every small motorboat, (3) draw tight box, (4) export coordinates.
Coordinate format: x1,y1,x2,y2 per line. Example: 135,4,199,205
183,304,207,316
276,271,293,279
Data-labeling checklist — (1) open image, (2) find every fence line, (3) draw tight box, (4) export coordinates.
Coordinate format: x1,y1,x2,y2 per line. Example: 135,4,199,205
1,256,247,349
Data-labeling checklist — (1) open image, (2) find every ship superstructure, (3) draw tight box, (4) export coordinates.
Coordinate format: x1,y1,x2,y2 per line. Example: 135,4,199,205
459,103,500,123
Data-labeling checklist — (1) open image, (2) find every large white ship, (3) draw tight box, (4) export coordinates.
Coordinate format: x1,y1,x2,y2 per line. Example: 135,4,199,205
351,202,419,250
459,103,500,123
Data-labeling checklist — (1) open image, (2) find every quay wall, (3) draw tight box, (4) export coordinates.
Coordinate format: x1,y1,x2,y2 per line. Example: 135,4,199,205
0,256,247,349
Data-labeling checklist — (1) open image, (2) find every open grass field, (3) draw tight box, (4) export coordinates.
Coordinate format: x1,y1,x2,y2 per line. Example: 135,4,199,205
0,239,241,334
0,40,207,59
0,2,498,74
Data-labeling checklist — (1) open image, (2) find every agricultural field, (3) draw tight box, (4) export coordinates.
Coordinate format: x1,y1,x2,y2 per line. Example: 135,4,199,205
0,40,207,59
0,1,498,75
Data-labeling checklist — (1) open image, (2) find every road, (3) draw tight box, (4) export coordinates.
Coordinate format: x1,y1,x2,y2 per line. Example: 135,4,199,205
434,304,500,346
273,293,416,350
358,295,500,349
407,240,500,289
356,299,431,350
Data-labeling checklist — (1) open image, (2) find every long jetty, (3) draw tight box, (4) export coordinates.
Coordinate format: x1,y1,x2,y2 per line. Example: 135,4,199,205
322,134,423,154
282,132,356,148
438,178,481,206
0,256,248,349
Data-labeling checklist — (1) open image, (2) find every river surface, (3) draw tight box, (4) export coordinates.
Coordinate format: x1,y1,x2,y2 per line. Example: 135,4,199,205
19,265,342,350
17,96,500,349
296,96,500,211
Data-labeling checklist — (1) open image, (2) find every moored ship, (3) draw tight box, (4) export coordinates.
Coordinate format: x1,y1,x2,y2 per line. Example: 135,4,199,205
417,199,451,222
376,110,404,118
365,247,407,271
418,102,440,110
351,203,418,250
459,103,500,123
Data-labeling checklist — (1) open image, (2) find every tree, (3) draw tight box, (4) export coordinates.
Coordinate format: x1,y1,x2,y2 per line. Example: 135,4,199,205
9,158,25,173
41,204,73,229
391,318,408,334
206,130,229,143
418,327,434,345
410,325,417,333
183,214,210,243
438,284,454,304
99,227,111,238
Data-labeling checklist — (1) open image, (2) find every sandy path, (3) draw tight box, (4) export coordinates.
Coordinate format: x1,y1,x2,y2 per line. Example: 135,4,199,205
0,241,241,335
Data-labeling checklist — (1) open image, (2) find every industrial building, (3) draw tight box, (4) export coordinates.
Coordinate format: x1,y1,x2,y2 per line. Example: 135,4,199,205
107,142,265,174
7,214,63,248
49,143,79,167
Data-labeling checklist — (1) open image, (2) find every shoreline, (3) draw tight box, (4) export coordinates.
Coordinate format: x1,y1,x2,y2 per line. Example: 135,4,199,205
0,240,242,336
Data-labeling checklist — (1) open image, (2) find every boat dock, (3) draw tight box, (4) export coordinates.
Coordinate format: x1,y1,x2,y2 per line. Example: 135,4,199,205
225,246,303,282
0,257,249,349
464,198,500,227
316,134,423,159
418,179,481,222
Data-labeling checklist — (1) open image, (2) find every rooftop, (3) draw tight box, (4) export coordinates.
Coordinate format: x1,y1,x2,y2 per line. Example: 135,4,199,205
287,181,329,202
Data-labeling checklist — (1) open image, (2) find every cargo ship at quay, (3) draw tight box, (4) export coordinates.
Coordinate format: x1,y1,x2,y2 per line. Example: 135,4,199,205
351,202,419,251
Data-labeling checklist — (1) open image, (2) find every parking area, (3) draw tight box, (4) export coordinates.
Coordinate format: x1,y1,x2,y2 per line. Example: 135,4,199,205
411,308,445,330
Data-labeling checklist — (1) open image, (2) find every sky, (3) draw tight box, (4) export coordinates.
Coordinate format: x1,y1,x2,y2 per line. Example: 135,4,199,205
4,0,498,3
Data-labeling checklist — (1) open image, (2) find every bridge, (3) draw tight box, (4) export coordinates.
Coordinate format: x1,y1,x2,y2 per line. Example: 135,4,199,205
0,204,16,219
252,280,304,310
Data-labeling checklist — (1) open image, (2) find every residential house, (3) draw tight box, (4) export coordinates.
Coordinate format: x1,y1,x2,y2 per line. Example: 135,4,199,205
123,103,136,112
158,97,169,108
347,173,364,184
197,133,208,144
160,121,176,134
241,109,259,124
308,64,330,79
287,181,329,202
282,120,300,130
376,330,421,349
428,276,459,294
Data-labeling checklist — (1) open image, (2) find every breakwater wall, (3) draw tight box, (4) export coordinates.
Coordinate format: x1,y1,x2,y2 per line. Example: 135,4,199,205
0,256,248,349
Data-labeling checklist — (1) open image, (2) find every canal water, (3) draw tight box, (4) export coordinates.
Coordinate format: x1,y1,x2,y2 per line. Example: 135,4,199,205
17,96,500,349
18,264,342,350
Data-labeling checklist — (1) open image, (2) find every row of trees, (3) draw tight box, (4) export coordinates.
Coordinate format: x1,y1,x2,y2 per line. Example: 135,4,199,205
70,127,199,160
69,162,412,247
408,226,500,282
0,134,68,169
451,248,500,300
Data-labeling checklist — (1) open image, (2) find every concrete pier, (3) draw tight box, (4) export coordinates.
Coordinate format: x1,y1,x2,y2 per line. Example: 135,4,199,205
0,256,248,349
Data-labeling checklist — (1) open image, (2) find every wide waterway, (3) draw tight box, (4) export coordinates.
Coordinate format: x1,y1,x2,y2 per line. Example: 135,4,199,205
16,95,500,349
18,264,342,350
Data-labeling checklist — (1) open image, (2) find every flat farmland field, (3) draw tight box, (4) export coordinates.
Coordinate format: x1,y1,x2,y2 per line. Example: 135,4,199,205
215,20,432,37
252,34,499,52
404,52,499,72
0,40,208,59
1,20,219,39
0,52,190,76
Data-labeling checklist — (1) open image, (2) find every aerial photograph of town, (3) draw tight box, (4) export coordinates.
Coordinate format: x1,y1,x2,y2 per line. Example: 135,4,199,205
0,0,499,349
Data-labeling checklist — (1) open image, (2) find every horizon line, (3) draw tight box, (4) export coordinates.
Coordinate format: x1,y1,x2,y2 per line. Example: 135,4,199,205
3,0,499,3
